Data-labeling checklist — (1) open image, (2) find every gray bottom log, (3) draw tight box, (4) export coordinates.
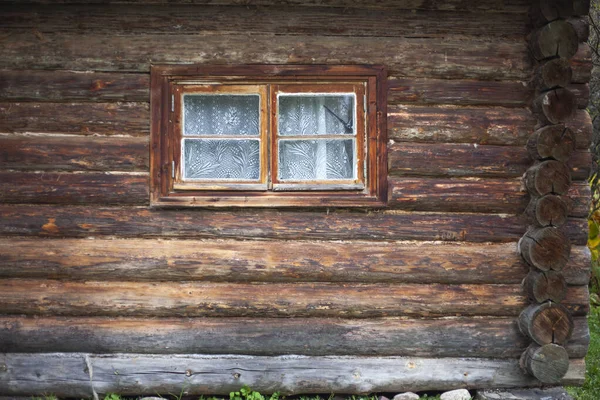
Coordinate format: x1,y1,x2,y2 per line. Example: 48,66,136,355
0,354,585,397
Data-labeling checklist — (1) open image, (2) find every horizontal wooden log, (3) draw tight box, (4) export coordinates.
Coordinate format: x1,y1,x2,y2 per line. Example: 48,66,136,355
524,160,572,197
527,125,576,163
523,270,567,303
520,227,572,272
0,102,149,136
0,33,531,80
387,79,530,107
0,279,589,317
0,205,589,244
388,105,591,149
568,17,590,43
0,171,148,205
570,83,590,109
1,5,529,39
388,142,590,180
0,70,149,102
525,194,569,227
0,353,585,397
0,238,590,285
0,134,149,171
571,43,592,83
389,178,590,217
0,316,589,358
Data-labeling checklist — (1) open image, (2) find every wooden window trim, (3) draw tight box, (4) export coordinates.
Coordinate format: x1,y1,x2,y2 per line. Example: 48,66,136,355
150,64,387,208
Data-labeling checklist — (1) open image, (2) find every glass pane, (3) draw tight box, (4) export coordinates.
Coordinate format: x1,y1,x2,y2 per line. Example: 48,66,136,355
184,139,260,180
184,95,260,136
278,94,355,136
278,139,354,181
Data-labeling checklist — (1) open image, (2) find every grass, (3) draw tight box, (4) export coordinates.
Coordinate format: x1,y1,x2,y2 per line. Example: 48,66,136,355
567,305,600,400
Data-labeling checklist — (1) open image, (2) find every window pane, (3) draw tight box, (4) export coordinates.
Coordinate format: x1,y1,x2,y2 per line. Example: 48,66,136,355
278,139,354,181
184,95,260,136
278,95,354,136
184,139,260,180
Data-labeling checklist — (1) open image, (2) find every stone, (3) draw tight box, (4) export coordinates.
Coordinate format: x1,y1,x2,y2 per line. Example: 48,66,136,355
441,389,471,400
392,393,420,400
475,387,573,400
379,396,391,400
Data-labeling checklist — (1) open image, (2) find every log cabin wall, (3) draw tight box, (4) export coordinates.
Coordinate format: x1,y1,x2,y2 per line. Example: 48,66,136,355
0,0,593,396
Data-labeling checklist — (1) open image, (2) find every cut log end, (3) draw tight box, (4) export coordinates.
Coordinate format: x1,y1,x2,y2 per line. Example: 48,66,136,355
518,302,574,345
525,160,572,197
525,194,569,227
533,88,578,126
519,227,572,271
530,0,575,27
520,343,570,383
523,270,568,303
530,20,580,60
527,125,576,163
534,58,573,90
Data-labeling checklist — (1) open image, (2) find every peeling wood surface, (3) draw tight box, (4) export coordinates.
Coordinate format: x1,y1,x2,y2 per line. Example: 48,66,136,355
0,33,531,80
0,135,149,171
0,171,149,205
388,178,590,217
0,4,529,38
0,238,590,285
0,279,589,317
0,204,589,244
0,353,584,397
0,315,589,358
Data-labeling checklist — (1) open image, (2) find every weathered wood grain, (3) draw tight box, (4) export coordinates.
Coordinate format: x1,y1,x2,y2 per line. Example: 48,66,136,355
0,33,531,80
387,79,530,106
388,105,591,149
525,194,569,227
0,70,149,102
523,270,567,303
530,20,579,61
520,343,570,384
0,135,149,171
0,279,589,317
527,125,575,163
0,316,589,358
0,204,589,244
388,143,591,180
388,178,590,217
0,102,149,135
532,58,572,91
0,4,529,39
532,88,577,126
571,43,592,83
571,83,590,109
0,172,148,205
518,303,574,346
0,238,590,285
0,353,585,397
520,227,572,272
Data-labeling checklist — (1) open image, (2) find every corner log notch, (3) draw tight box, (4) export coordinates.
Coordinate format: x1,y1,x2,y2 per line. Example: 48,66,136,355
519,0,591,384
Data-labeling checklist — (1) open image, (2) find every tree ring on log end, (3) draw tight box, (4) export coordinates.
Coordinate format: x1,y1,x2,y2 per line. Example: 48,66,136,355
527,125,576,162
526,194,569,227
530,20,579,61
534,58,573,90
523,269,568,303
519,227,571,271
525,160,572,197
520,343,570,383
518,302,573,345
533,88,578,125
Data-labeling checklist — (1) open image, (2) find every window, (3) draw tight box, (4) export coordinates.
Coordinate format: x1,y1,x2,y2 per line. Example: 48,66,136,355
150,65,387,207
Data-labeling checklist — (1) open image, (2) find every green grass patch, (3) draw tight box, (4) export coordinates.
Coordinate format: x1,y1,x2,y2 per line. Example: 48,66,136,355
567,306,600,399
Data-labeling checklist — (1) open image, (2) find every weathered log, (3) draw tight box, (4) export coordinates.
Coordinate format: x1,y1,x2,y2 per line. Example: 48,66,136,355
532,88,577,125
389,143,589,180
0,171,149,205
0,33,531,80
574,0,591,15
519,227,572,271
571,43,592,83
518,302,574,345
387,79,530,107
527,125,576,162
0,102,149,136
0,205,589,245
567,17,590,42
520,343,570,384
529,0,574,27
0,353,585,398
0,70,149,102
525,194,569,227
0,238,591,285
530,20,579,61
532,58,572,91
388,177,585,217
0,315,589,358
388,105,591,149
0,4,529,39
524,160,572,197
0,135,149,171
523,270,568,303
570,83,590,109
0,279,589,317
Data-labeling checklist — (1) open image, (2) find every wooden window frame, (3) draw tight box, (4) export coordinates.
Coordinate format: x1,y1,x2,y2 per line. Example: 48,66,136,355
150,64,387,207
